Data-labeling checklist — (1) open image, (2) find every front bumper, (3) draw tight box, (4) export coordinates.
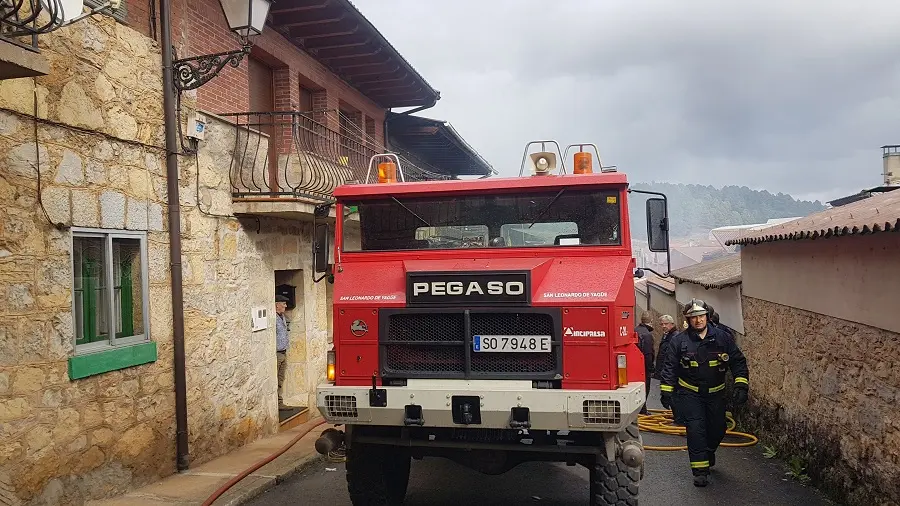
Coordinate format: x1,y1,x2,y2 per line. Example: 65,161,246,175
316,380,644,432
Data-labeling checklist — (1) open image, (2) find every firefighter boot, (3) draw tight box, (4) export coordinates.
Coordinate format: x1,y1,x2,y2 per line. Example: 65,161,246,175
693,470,710,487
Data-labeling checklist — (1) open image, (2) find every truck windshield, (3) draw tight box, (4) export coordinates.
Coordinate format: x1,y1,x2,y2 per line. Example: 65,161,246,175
342,188,622,252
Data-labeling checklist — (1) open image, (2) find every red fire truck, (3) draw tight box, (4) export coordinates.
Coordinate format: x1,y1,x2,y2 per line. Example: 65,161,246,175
313,141,670,506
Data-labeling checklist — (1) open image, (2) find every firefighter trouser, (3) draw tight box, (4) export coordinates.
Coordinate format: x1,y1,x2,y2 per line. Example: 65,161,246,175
678,387,727,475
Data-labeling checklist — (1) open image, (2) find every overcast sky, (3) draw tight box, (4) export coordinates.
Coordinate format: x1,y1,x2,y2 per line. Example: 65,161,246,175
353,0,900,203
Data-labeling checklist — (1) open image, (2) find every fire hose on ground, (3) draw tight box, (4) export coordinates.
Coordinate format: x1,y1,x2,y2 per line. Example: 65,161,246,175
202,417,327,506
201,408,758,504
638,408,759,451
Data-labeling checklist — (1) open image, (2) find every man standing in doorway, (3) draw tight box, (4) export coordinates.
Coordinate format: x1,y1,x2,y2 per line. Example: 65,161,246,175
275,294,291,410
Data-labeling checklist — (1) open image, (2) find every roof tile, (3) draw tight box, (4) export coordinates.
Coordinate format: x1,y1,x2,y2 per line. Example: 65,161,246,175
670,254,742,289
726,189,900,246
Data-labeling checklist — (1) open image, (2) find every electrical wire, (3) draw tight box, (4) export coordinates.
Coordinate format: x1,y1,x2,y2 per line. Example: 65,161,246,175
638,408,758,451
193,154,233,219
30,77,60,228
148,0,158,40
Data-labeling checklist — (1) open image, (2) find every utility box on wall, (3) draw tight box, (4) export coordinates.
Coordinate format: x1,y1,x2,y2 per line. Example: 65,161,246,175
251,306,268,332
276,283,297,310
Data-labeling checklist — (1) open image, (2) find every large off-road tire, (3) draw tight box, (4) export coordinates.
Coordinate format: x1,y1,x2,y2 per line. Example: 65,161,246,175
346,442,411,506
589,422,642,506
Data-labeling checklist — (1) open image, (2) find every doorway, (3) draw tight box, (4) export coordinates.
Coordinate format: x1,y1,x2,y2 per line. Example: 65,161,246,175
274,269,307,424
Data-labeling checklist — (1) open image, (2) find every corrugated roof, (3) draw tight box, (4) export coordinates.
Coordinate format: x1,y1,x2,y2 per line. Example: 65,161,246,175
634,277,649,295
670,254,742,289
672,246,723,263
826,185,899,208
386,112,495,177
727,189,900,246
647,275,675,294
710,218,802,249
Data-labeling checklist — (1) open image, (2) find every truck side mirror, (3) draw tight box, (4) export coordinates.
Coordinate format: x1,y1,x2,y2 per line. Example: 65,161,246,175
313,223,330,274
646,198,669,253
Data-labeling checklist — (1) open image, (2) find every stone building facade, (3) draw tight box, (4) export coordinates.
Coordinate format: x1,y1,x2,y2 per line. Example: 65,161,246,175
729,199,900,506
0,15,175,505
0,1,488,504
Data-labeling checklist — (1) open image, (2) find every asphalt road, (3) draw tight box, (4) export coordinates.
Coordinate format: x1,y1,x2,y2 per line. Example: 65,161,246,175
249,384,834,506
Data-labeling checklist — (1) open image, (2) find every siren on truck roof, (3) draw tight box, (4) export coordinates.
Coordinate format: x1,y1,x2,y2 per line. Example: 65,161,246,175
520,140,618,177
365,153,404,184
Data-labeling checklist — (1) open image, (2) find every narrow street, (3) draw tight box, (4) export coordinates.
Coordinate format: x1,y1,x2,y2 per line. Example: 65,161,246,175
248,385,835,506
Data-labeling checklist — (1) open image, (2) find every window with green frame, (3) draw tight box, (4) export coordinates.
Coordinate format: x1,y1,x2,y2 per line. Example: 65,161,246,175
73,230,148,351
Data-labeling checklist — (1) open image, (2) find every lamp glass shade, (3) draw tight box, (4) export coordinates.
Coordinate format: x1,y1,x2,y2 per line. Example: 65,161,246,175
220,0,272,37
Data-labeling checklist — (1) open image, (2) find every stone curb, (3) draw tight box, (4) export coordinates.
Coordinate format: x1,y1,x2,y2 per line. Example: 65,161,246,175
218,441,328,506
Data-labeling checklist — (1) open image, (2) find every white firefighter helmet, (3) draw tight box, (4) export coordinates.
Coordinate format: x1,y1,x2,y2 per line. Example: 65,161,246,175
683,299,708,318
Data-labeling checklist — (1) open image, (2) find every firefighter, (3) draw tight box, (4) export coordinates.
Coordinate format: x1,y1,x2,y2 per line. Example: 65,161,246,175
707,305,737,338
635,313,655,414
659,299,749,487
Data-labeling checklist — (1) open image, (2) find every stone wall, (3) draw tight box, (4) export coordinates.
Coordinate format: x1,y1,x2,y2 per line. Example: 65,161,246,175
740,296,900,506
0,12,335,505
0,16,175,506
184,111,332,446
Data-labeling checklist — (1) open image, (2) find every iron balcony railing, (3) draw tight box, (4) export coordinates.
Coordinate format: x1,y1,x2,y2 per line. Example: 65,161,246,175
0,0,44,53
223,111,452,203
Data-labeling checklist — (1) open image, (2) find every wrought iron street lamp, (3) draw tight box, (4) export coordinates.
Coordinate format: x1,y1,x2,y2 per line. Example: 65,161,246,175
172,0,272,91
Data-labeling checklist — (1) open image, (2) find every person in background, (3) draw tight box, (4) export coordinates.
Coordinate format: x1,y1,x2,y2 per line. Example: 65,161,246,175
635,312,655,414
275,294,293,411
655,314,686,425
653,314,679,380
706,305,736,338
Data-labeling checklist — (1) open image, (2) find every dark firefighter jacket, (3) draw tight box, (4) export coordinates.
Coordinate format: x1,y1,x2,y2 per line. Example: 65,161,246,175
659,324,748,395
654,328,679,379
635,324,655,373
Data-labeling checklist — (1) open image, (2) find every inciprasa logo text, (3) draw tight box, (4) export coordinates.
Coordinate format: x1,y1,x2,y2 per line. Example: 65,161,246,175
564,327,606,338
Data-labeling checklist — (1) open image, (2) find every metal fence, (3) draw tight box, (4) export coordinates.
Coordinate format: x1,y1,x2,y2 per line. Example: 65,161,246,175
1,0,45,53
224,111,451,202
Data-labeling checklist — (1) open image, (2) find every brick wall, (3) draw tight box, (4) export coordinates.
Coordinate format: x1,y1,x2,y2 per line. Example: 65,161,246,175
183,0,387,146
123,0,155,39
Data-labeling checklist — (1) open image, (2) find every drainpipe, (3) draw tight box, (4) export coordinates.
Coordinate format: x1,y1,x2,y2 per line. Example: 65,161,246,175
159,0,190,471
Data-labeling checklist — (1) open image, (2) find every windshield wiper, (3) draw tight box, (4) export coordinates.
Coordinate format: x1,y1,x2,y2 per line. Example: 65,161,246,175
527,189,566,229
392,197,432,227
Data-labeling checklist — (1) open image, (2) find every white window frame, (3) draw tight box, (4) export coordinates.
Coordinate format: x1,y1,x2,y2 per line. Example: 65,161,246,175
71,227,150,355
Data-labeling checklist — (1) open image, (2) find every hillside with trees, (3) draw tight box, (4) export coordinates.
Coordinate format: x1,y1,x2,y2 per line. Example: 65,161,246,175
627,182,826,240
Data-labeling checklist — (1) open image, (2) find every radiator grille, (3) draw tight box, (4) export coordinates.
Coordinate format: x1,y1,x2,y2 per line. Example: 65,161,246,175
385,313,465,342
381,310,561,380
582,400,621,425
325,395,358,419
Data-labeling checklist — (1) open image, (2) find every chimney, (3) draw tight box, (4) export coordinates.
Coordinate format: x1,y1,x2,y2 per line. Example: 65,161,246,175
883,145,900,186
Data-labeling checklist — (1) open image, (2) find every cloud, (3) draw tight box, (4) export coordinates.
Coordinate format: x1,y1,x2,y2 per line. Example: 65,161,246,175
353,0,900,202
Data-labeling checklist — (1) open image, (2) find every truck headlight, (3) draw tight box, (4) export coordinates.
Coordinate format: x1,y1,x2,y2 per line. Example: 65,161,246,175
616,354,627,387
327,350,336,382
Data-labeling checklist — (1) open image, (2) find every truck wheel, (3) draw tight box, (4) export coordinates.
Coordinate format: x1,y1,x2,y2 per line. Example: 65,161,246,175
346,443,411,506
590,422,642,506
